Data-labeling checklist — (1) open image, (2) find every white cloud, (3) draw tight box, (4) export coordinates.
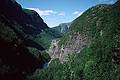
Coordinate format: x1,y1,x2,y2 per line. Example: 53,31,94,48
99,0,116,3
27,8,57,16
73,11,84,17
58,12,66,16
73,11,79,15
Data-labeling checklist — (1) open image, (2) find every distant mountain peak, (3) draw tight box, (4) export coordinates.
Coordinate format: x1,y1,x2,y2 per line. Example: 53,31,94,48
52,22,71,35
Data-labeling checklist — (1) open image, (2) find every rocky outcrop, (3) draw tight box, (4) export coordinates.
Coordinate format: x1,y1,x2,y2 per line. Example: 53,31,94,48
49,32,90,61
52,22,71,35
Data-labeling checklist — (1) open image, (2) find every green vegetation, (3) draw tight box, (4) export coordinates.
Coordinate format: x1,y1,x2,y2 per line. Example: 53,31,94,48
59,4,112,46
58,32,70,46
34,28,62,49
0,0,52,79
0,22,17,42
28,47,51,62
40,51,51,62
28,2,120,80
1,0,120,80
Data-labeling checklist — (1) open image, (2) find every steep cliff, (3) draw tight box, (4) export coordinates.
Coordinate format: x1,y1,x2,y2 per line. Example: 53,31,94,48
52,23,71,35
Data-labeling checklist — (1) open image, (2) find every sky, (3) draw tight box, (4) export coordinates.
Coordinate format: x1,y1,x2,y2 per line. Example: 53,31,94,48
17,0,116,27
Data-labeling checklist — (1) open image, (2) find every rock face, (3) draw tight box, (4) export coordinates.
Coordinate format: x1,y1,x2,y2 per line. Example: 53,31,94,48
52,23,71,35
49,32,90,61
49,39,60,58
0,0,50,80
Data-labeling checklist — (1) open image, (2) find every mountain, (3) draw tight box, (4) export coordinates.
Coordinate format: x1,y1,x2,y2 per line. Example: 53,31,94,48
34,23,71,50
0,0,48,35
33,28,63,49
49,3,117,61
52,22,71,35
30,1,120,80
0,0,51,80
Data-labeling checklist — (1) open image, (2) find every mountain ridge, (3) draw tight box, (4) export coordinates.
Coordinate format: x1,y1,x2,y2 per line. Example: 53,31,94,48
0,0,51,80
32,1,120,80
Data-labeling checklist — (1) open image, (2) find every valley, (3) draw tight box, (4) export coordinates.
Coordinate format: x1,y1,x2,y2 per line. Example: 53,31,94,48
0,0,120,80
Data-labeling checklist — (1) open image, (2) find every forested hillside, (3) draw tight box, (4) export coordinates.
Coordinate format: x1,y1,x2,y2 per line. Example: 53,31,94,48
0,0,51,80
29,1,120,80
0,0,120,80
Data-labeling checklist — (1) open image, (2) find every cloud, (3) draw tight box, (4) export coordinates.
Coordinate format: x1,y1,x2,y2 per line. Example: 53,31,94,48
98,0,117,3
73,11,84,17
73,11,79,15
27,8,57,16
27,8,67,17
58,12,66,16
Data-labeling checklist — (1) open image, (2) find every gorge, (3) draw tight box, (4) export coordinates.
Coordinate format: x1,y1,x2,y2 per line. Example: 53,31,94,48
0,0,120,80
